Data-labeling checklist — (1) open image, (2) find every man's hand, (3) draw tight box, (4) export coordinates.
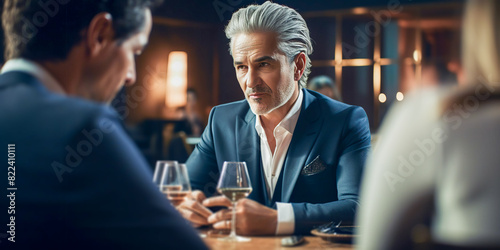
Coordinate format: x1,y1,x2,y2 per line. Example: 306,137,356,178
204,196,277,235
177,190,213,228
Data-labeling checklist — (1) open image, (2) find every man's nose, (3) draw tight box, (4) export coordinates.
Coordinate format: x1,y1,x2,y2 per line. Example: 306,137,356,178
124,67,136,87
246,68,261,89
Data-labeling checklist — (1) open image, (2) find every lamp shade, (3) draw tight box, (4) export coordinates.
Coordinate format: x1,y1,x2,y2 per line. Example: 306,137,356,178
166,51,188,108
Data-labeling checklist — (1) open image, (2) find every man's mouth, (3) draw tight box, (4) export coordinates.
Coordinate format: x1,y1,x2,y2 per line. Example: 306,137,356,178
248,93,266,99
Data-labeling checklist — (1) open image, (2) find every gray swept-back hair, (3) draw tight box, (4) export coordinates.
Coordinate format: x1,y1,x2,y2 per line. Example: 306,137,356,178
225,1,313,88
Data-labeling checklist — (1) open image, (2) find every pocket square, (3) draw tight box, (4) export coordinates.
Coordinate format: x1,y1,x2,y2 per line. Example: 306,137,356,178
301,156,327,176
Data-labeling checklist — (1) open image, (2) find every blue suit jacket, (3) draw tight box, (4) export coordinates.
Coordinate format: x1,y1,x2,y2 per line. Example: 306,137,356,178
0,72,207,249
187,89,371,234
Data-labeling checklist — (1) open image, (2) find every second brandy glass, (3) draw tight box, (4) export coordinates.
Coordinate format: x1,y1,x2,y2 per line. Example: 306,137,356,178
160,162,191,207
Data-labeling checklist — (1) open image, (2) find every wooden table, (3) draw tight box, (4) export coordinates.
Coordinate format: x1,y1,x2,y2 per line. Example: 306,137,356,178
200,230,354,250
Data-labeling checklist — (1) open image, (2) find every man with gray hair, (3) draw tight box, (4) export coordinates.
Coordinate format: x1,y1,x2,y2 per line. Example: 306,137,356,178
181,1,370,235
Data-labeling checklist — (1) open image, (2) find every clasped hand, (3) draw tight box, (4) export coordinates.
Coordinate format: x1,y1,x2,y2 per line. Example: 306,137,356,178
176,190,277,235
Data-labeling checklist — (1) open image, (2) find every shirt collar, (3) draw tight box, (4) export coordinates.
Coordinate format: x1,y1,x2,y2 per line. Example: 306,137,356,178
255,89,304,136
1,58,66,95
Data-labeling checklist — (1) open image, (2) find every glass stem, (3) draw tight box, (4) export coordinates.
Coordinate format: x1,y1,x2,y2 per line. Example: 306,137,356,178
230,201,237,238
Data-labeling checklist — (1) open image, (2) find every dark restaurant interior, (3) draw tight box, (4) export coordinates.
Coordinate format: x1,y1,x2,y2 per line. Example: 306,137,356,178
33,0,463,167
1,0,463,166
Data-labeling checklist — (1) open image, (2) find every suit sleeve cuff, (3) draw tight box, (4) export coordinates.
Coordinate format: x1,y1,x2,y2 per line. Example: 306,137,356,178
275,202,295,235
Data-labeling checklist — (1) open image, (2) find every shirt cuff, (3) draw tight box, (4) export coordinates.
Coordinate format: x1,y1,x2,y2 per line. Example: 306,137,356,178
275,202,295,235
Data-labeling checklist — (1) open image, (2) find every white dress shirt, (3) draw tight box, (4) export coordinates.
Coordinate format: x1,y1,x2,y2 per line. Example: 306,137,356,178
254,90,303,235
1,58,65,95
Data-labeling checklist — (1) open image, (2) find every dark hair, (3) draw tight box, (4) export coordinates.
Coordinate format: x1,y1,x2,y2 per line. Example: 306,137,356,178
2,0,162,61
308,75,334,90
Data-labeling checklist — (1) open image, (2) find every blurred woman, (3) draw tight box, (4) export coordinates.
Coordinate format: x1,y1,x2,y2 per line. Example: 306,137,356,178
356,1,500,249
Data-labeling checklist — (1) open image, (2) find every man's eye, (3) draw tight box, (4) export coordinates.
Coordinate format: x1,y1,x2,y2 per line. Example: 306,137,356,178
237,65,248,70
260,62,270,67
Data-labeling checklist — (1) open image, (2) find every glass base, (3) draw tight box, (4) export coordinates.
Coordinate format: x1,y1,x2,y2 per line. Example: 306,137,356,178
217,235,251,242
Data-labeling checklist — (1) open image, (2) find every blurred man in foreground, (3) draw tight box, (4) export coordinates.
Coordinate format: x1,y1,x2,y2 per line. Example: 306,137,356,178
0,1,206,249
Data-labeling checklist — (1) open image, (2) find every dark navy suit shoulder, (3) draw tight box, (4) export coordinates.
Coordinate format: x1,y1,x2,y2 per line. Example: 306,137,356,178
0,71,208,249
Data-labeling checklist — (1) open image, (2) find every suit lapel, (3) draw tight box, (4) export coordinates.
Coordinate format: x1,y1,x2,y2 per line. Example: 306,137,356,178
281,89,322,202
236,108,268,204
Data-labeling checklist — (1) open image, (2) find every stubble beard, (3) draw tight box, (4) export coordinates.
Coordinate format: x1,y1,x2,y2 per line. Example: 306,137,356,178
247,81,296,116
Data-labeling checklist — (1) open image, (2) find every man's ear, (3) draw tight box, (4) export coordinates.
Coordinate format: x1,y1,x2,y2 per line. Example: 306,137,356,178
84,12,114,58
294,52,306,81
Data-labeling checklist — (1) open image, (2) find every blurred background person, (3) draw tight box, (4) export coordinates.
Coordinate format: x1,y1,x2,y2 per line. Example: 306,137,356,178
356,0,500,249
174,88,205,137
167,88,205,162
307,75,342,101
